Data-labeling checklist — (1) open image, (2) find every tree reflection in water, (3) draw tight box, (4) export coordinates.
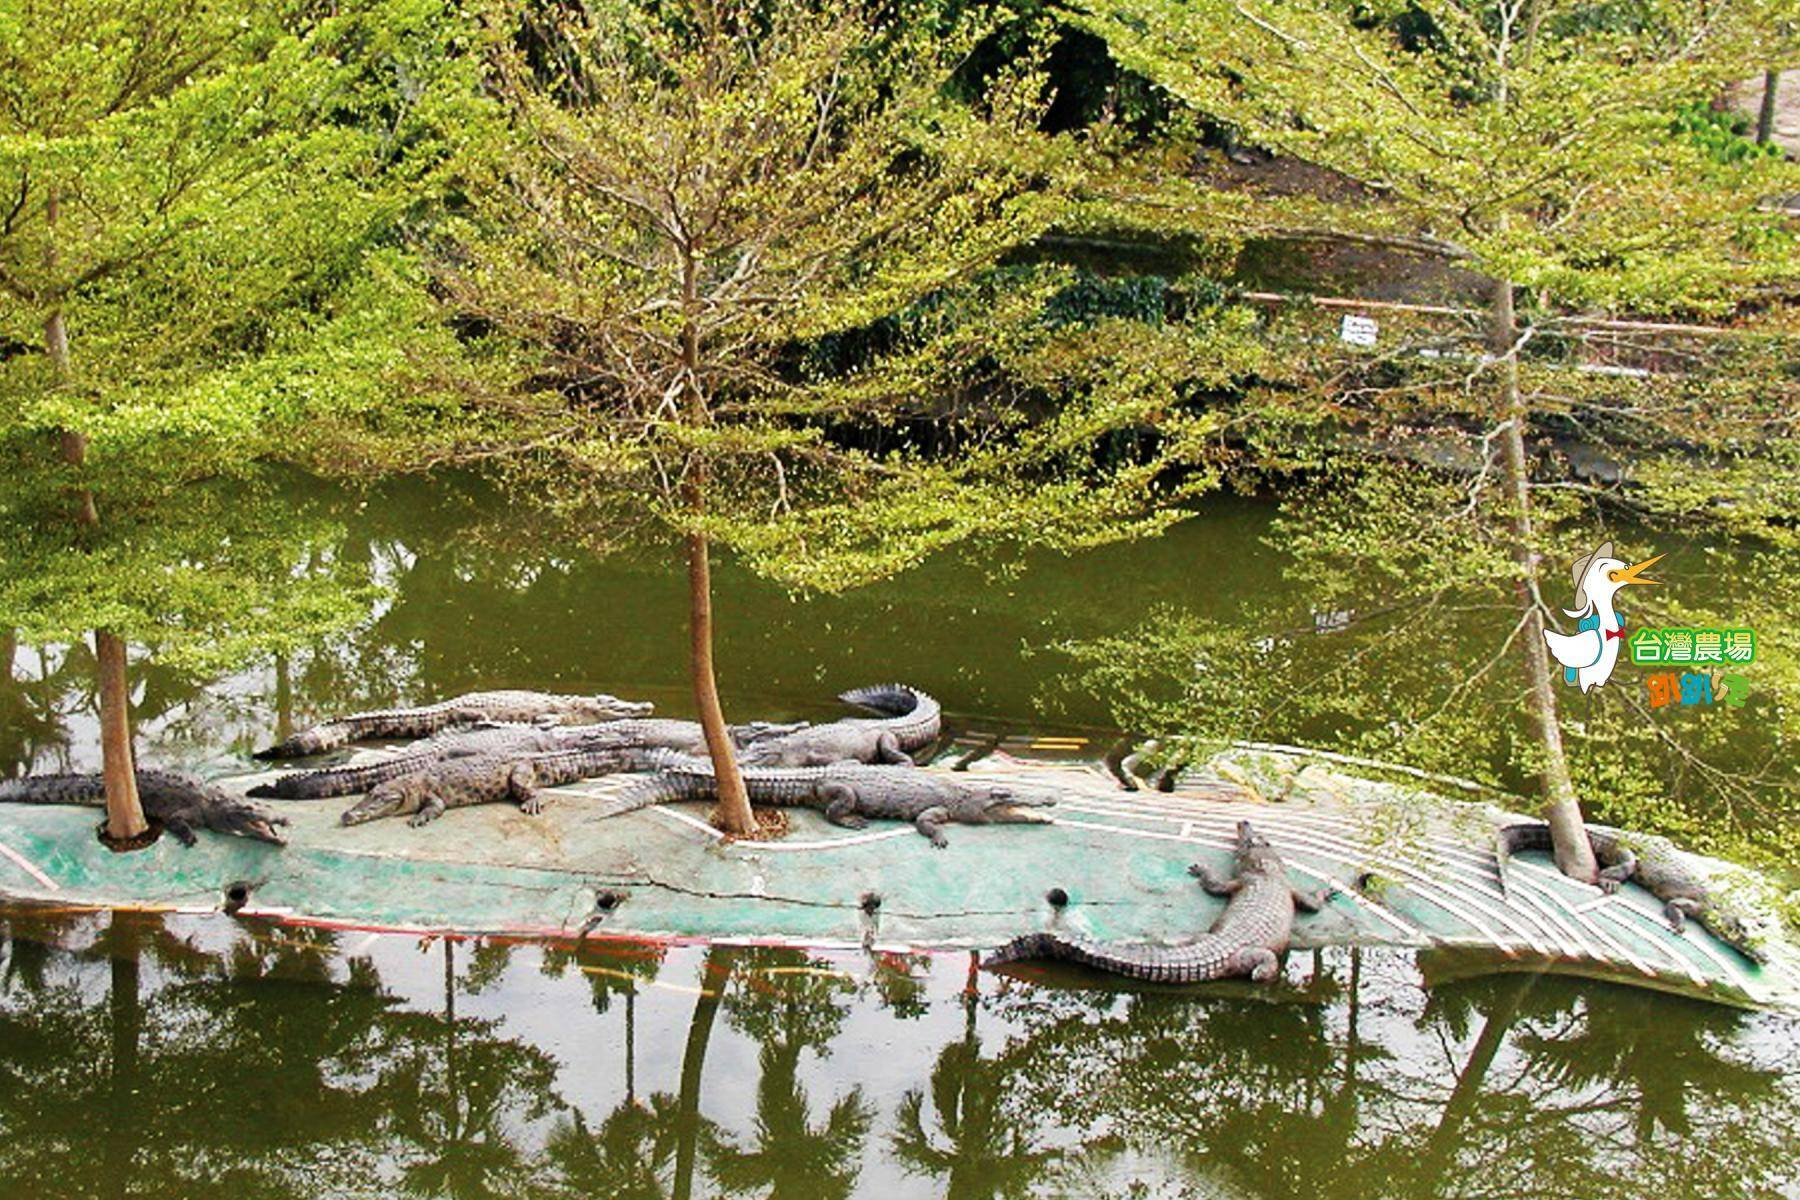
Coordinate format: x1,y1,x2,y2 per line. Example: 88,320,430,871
0,914,1795,1199
704,948,873,1200
892,952,1061,1199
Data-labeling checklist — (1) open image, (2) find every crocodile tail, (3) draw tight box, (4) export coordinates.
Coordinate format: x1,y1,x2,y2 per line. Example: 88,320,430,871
836,683,942,749
585,774,693,819
836,683,925,716
253,720,357,760
248,753,427,800
1492,826,1514,897
987,931,1237,983
1492,822,1552,898
985,932,1065,967
0,773,107,806
582,749,710,819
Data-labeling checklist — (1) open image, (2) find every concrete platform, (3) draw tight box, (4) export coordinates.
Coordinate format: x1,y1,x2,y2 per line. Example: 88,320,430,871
0,747,1793,1010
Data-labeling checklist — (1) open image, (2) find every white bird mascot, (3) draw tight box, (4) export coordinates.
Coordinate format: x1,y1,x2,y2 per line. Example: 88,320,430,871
1542,542,1661,693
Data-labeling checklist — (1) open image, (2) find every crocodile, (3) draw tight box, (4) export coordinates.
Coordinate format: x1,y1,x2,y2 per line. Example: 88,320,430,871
252,690,654,759
986,820,1334,982
737,684,942,767
1495,822,1768,963
596,749,1054,845
0,770,288,846
340,746,656,827
250,718,805,800
1104,736,1181,793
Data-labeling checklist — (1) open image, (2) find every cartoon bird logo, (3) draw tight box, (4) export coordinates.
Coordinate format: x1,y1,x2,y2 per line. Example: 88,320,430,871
1542,542,1662,693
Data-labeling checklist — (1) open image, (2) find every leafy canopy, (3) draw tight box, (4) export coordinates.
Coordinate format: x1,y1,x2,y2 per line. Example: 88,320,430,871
0,0,470,666
434,0,1251,590
1078,0,1799,309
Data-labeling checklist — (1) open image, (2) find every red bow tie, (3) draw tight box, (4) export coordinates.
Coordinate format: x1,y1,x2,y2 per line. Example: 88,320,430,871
1605,626,1625,641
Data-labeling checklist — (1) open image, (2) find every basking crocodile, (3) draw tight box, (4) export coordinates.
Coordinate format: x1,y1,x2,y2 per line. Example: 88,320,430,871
0,771,288,846
250,718,805,800
1495,822,1768,963
252,690,654,759
738,684,942,767
340,746,655,827
986,820,1334,982
599,749,1053,845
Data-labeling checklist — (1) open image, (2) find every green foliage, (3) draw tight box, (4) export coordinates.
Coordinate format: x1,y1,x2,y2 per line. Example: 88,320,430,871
0,0,469,670
0,477,380,675
1076,0,1800,311
425,0,1260,593
1058,0,1800,869
1672,102,1783,164
1068,450,1800,873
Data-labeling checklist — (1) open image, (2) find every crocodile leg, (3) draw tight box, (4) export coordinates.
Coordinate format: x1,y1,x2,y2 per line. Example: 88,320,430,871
1189,863,1244,896
1596,846,1637,894
1665,896,1703,933
914,805,952,849
818,783,870,830
1235,947,1281,983
409,796,448,828
873,732,912,766
1291,886,1335,913
509,762,544,816
162,815,199,846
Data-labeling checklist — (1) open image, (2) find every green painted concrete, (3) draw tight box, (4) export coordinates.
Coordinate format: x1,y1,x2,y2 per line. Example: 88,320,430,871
1,750,1794,1010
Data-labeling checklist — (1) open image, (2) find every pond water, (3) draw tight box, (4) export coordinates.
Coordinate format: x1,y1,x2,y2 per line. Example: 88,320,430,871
2,908,1797,1200
3,481,1799,1198
0,481,1289,774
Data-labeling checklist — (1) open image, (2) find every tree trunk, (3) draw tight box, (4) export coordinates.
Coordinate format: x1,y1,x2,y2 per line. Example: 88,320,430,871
1757,69,1780,146
678,246,753,835
443,938,463,1142
45,187,146,843
1490,278,1597,883
1,628,23,779
273,652,294,742
686,527,754,833
93,633,146,841
624,986,636,1103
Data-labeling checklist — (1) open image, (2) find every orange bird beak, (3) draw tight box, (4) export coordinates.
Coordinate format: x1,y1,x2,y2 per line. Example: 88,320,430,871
1608,554,1663,587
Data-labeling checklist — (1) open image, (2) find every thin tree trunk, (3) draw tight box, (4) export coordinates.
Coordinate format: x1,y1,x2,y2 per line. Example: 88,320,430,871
93,633,146,841
273,652,294,743
679,247,753,835
1491,278,1597,883
1,628,22,779
624,986,636,1103
686,527,753,834
1757,69,1780,146
45,187,146,843
444,938,463,1142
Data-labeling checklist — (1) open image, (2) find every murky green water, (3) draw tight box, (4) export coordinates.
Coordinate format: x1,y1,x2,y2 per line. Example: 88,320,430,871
3,480,1799,1198
1,909,1796,1199
0,478,1288,775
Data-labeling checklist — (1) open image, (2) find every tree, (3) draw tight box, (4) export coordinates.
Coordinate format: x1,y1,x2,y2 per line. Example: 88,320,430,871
0,0,461,840
1076,0,1800,879
437,0,1232,832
